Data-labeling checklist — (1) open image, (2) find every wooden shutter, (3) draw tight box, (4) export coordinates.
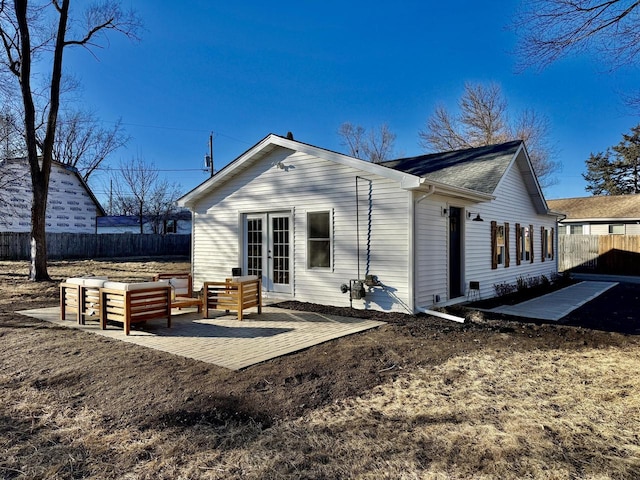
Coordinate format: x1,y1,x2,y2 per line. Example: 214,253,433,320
515,223,521,265
504,222,510,267
491,221,497,270
540,226,545,262
551,227,555,260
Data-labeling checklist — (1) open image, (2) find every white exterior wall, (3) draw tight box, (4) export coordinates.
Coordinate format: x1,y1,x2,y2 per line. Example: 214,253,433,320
626,223,640,235
414,193,453,306
0,160,100,233
463,159,557,301
191,148,413,313
561,222,640,235
415,155,557,306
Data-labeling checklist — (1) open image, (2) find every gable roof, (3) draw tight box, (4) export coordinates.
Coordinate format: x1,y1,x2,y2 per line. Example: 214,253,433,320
380,140,522,195
547,194,640,221
179,134,548,211
0,157,106,216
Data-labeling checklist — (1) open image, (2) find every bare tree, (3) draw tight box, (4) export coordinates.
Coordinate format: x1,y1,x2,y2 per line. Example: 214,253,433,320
338,122,397,163
419,82,560,188
0,1,140,280
112,157,181,234
514,0,640,71
48,109,129,182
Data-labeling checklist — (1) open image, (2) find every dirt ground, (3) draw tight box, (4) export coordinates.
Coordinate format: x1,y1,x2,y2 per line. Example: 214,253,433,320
1,258,639,479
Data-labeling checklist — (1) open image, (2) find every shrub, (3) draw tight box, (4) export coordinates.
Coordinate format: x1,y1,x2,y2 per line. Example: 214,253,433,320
494,281,517,297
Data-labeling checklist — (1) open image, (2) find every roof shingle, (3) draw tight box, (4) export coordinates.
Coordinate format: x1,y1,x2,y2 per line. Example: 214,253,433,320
380,140,522,194
547,194,640,220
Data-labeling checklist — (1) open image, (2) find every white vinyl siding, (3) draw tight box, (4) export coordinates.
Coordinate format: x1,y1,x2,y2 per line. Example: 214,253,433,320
414,194,451,305
191,149,412,312
462,150,557,302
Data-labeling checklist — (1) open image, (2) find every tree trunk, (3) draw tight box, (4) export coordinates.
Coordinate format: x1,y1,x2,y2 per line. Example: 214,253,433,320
29,171,49,280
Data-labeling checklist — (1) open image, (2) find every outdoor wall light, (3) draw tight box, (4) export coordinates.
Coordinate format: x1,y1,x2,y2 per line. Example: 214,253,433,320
441,207,448,217
467,212,484,221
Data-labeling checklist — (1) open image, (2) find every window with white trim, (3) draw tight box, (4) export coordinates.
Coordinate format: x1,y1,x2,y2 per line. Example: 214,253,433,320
307,211,331,268
609,224,624,235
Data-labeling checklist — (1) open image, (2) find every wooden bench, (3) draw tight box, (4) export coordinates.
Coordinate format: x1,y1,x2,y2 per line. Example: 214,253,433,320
153,272,202,312
203,276,262,321
60,277,108,324
99,281,172,335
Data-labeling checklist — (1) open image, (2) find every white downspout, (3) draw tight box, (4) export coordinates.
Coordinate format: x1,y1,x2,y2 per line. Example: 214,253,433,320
413,184,466,323
416,306,466,323
410,185,436,315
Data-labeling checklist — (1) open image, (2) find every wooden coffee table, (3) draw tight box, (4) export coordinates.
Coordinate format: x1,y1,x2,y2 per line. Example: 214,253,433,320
171,296,202,312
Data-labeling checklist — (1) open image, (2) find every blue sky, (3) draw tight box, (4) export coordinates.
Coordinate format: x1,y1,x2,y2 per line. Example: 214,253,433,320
63,0,639,204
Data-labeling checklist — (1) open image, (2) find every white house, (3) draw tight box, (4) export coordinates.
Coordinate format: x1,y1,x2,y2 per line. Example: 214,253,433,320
178,134,559,313
548,194,640,235
0,157,105,233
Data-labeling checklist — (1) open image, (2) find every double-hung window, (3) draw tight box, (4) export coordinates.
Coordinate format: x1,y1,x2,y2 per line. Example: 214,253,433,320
307,211,331,268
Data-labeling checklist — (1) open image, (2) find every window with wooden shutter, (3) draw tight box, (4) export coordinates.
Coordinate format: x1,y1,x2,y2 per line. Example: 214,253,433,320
491,221,507,268
530,224,534,263
515,223,521,266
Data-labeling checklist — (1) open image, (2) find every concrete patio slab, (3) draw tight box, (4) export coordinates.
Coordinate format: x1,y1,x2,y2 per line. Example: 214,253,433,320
17,306,385,370
488,281,618,321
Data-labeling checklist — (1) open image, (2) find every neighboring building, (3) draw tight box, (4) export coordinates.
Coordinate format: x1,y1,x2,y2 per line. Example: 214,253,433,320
96,210,192,234
0,157,104,233
178,134,559,313
548,195,640,236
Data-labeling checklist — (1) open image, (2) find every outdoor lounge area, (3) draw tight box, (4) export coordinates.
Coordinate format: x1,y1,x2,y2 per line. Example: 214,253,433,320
59,274,264,335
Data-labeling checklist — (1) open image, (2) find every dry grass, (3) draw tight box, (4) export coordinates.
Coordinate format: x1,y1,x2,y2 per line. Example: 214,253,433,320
1,258,640,479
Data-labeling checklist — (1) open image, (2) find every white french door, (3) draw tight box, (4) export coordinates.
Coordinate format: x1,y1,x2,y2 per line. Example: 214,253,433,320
244,212,291,293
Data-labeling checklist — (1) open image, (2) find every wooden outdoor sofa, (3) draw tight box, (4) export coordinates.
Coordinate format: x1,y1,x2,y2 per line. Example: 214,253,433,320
99,281,172,335
203,275,262,321
60,277,172,335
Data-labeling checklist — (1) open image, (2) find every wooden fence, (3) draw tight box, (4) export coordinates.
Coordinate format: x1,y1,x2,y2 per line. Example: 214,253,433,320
0,232,191,260
558,234,640,275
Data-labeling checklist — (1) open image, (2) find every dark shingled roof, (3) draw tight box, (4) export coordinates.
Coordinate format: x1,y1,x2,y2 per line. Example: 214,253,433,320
380,140,522,194
547,194,640,220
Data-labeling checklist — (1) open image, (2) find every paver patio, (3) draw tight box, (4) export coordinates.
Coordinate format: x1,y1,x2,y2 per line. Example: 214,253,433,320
18,306,385,370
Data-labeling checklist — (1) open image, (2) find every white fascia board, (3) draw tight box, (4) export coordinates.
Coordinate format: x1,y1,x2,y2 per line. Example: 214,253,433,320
494,142,549,214
560,217,640,223
178,135,279,208
283,137,423,188
178,134,424,207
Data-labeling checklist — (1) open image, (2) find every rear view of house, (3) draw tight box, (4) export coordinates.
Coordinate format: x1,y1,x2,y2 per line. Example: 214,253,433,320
178,134,559,313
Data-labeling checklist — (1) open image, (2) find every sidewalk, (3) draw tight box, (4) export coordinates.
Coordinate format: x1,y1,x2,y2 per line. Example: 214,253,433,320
488,281,618,321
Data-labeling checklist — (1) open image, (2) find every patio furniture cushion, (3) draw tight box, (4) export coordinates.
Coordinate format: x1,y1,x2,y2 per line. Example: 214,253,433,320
102,281,167,291
65,276,108,287
169,277,190,296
